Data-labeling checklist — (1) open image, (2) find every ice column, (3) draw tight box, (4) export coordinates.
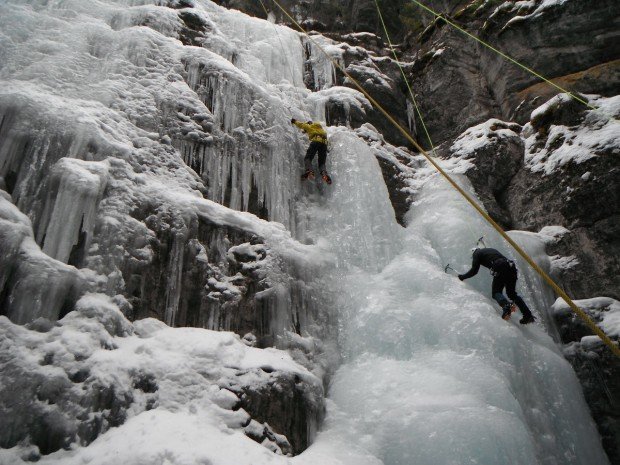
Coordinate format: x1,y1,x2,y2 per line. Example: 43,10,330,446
38,158,109,265
304,35,343,91
316,174,609,465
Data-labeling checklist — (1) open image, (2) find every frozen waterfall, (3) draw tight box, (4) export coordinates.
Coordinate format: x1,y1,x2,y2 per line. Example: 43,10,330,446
291,135,608,465
0,0,610,464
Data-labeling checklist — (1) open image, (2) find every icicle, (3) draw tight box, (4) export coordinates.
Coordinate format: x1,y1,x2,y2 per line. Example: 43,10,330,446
39,158,109,265
164,232,186,327
304,35,343,91
0,193,83,324
406,98,417,136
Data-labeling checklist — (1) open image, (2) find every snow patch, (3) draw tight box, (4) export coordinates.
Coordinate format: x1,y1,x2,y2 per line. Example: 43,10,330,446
552,297,620,340
524,95,620,175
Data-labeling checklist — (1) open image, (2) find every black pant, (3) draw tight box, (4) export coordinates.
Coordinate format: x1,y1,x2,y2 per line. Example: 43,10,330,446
304,141,327,172
491,261,533,317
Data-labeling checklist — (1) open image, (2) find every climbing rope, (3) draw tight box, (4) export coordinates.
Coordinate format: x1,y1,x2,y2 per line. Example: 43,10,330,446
372,0,435,155
408,0,603,113
373,0,480,244
269,0,620,357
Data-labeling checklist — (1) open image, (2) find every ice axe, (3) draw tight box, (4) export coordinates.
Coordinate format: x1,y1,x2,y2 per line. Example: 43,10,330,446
444,264,457,275
476,236,486,248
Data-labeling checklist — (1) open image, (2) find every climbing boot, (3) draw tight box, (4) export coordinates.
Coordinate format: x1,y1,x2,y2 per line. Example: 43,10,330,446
301,169,315,181
501,303,513,321
520,314,536,325
321,170,332,185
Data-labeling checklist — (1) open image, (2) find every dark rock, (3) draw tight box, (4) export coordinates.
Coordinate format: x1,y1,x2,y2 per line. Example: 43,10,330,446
565,345,620,465
178,10,210,47
506,140,619,298
244,419,293,455
443,120,524,228
132,372,158,394
212,0,409,40
0,357,133,455
553,300,620,465
376,155,412,226
403,0,620,145
229,369,324,455
69,368,91,384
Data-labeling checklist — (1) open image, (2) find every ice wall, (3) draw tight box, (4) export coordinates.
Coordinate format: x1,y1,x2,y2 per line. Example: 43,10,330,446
0,193,84,324
294,166,608,464
0,0,611,463
0,0,349,336
38,159,109,265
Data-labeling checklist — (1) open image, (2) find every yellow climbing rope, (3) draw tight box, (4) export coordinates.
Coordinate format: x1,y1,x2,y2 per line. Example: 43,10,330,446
373,0,480,244
269,0,620,357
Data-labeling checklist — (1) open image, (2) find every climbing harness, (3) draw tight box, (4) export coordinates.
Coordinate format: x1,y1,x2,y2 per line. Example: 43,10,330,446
269,0,620,357
490,258,515,277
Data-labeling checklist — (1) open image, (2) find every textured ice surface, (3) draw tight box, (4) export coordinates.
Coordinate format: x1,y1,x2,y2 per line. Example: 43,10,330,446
302,172,608,465
0,0,611,464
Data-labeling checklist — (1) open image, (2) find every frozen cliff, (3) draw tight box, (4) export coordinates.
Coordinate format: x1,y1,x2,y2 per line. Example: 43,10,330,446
0,1,617,464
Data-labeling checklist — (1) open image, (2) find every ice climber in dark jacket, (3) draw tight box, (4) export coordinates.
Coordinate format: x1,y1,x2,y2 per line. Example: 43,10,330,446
459,247,536,324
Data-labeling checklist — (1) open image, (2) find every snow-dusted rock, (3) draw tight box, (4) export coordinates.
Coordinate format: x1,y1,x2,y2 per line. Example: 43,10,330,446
0,301,323,460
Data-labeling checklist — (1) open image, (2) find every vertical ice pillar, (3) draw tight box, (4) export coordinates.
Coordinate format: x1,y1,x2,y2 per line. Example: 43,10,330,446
38,158,108,265
407,98,417,136
304,35,343,91
164,232,186,327
0,193,82,324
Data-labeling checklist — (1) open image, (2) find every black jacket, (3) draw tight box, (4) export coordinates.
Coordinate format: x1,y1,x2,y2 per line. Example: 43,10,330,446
459,248,507,280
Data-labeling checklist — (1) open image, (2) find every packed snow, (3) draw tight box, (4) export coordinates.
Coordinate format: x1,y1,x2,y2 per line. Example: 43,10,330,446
0,294,322,465
552,297,620,340
0,0,612,464
491,0,570,28
523,94,620,175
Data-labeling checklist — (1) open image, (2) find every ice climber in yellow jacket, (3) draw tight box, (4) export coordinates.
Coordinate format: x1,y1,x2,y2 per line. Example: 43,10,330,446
291,119,332,184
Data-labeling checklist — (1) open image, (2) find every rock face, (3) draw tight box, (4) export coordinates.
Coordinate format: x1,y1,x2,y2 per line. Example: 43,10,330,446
0,0,618,461
551,298,620,465
390,0,620,303
213,0,407,38
405,0,620,146
440,119,524,229
506,97,620,301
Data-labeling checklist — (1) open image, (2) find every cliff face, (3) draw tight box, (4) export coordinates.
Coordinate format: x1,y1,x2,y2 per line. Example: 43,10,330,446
213,0,408,38
0,0,618,463
397,0,619,300
402,4,619,461
406,0,620,145
221,1,620,461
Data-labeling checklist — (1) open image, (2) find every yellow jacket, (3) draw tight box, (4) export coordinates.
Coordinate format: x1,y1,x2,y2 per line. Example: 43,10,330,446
293,121,327,144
